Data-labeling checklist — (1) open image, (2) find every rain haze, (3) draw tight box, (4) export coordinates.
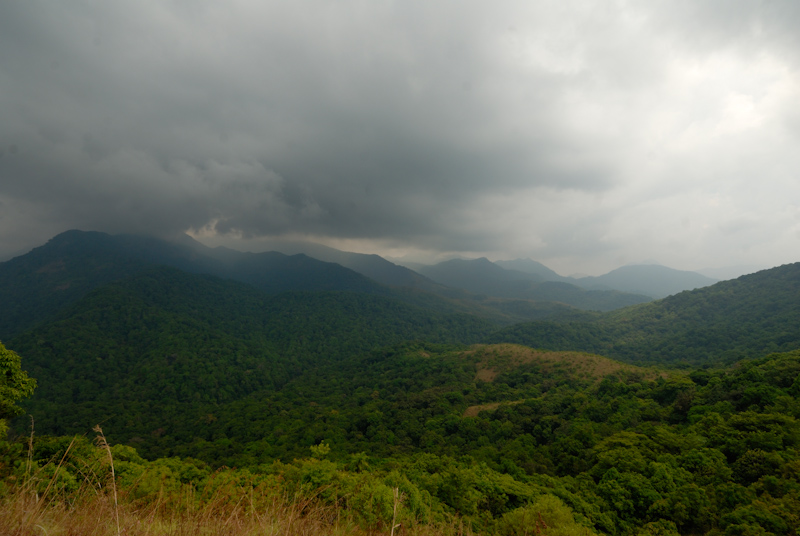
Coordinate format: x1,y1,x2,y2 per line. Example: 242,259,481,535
2,1,800,276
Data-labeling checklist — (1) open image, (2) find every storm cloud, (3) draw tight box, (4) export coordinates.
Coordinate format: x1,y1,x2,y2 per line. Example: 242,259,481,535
2,1,800,274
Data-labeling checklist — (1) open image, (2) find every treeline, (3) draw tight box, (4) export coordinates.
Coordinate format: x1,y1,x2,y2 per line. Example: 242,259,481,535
9,267,495,444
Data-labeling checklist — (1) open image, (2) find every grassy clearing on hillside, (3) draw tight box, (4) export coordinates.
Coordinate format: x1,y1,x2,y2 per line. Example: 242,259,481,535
466,343,659,383
462,400,524,418
462,344,667,418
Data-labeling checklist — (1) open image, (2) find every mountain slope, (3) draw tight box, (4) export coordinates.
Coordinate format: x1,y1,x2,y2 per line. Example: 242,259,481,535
0,230,386,339
574,264,718,298
488,262,800,365
206,237,443,291
8,265,496,451
495,258,571,282
0,230,615,340
171,341,660,463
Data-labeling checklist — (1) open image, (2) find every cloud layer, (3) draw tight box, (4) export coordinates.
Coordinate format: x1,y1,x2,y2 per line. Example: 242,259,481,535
2,1,800,274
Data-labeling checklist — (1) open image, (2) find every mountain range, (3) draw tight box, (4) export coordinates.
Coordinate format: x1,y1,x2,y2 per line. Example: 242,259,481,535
0,230,611,340
489,261,800,364
4,230,800,535
0,230,385,340
0,231,726,339
3,230,800,442
412,257,718,304
572,264,719,298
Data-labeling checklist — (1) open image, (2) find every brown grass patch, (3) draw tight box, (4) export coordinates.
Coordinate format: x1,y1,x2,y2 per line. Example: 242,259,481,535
35,260,65,274
462,400,526,418
466,343,649,384
461,344,662,417
1,489,353,536
0,484,473,536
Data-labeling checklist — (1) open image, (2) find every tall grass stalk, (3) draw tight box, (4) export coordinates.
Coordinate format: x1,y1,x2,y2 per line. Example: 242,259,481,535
93,425,120,536
25,416,34,482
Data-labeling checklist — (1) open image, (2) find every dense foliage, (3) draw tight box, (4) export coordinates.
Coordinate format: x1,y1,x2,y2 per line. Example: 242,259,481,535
138,343,800,535
0,341,36,424
9,266,495,450
5,342,800,534
1,430,595,535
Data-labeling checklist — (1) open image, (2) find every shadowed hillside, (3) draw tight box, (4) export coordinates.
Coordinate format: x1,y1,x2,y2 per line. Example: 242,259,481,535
0,230,385,339
488,262,800,365
8,266,496,453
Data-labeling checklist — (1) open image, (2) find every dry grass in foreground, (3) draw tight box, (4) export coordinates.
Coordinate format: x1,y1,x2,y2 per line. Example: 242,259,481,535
0,488,474,536
0,428,475,536
0,428,474,536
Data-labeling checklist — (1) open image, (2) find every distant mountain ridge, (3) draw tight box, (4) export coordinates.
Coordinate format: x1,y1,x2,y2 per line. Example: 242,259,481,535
0,230,753,342
193,237,443,292
495,258,718,298
494,258,572,282
573,264,718,298
414,257,652,311
488,262,800,365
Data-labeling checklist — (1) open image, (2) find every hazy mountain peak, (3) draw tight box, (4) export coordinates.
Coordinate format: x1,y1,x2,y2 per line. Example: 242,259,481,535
575,264,718,298
495,258,567,282
624,259,662,266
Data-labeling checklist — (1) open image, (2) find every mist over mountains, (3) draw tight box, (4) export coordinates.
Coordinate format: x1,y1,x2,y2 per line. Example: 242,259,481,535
196,234,723,300
571,264,719,299
405,256,718,301
0,230,741,341
0,230,729,343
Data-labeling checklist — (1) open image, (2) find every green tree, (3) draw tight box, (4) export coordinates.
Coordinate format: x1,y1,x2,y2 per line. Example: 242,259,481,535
0,341,36,431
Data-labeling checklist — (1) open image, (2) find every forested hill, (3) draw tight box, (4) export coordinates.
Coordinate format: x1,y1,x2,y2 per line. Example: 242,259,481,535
0,230,640,342
5,256,800,534
13,336,800,535
9,265,496,445
0,230,386,339
488,262,800,365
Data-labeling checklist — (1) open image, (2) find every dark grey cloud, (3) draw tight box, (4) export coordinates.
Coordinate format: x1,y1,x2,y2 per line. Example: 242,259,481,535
2,1,800,273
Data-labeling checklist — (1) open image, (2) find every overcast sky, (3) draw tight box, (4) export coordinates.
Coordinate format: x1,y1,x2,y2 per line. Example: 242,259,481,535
2,1,800,276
